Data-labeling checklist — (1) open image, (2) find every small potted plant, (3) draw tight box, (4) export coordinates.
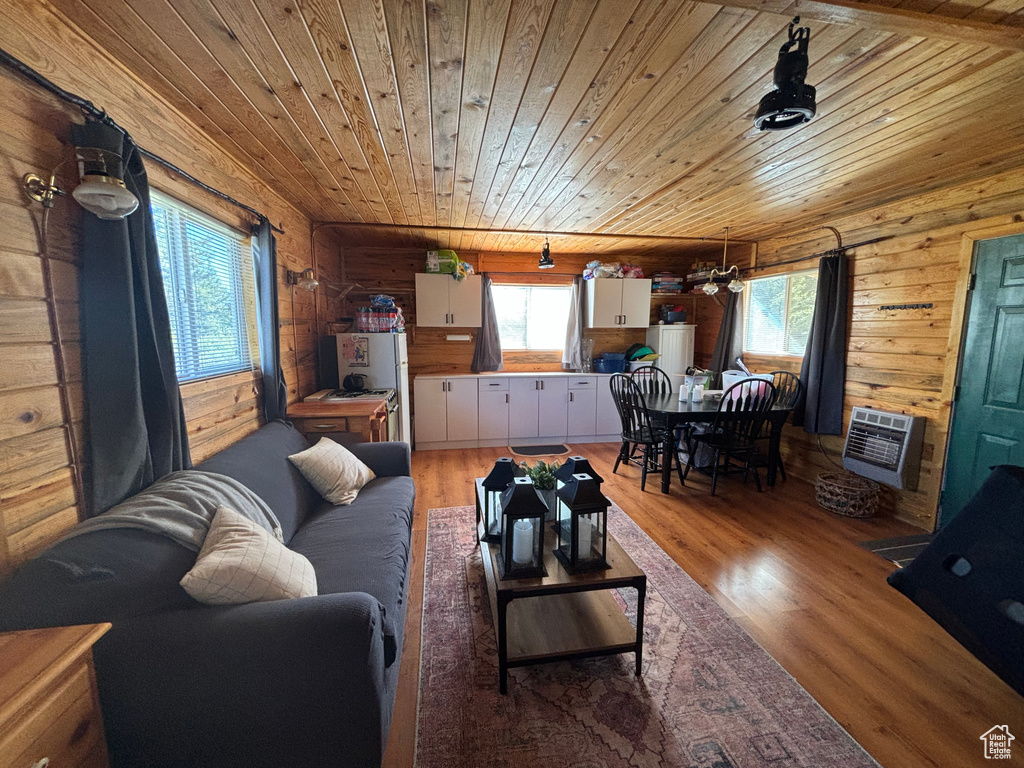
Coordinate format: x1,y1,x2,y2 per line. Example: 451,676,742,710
519,459,560,521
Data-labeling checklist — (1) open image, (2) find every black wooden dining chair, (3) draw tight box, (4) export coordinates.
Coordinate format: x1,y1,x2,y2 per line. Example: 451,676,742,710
682,378,776,496
754,370,803,481
610,374,684,491
629,365,672,396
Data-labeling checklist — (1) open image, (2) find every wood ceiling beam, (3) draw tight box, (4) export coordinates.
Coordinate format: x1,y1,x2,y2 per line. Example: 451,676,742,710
700,0,1024,51
314,221,748,244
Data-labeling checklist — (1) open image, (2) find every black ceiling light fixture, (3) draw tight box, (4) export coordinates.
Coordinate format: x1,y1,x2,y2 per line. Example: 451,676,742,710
754,17,816,132
538,237,555,269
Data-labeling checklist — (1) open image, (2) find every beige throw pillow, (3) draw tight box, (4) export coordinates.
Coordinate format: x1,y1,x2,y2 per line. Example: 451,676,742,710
288,437,375,506
180,505,317,605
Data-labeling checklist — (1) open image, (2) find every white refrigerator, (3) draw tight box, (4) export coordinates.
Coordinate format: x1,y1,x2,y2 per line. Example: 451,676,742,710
335,333,411,443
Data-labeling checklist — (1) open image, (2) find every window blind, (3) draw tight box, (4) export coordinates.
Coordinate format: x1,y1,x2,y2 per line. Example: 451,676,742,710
743,269,817,356
151,191,256,382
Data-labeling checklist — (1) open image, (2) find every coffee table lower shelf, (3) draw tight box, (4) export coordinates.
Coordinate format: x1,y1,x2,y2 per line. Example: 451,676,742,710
479,538,646,694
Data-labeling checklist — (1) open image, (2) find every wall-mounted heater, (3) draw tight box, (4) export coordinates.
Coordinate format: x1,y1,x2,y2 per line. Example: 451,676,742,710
842,406,925,490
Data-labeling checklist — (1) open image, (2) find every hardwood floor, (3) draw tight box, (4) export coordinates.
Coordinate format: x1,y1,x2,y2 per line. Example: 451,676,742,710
383,443,1024,768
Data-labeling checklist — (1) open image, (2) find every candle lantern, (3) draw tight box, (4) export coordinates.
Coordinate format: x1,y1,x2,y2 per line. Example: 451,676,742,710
552,456,604,533
554,473,611,573
480,457,521,542
498,477,548,579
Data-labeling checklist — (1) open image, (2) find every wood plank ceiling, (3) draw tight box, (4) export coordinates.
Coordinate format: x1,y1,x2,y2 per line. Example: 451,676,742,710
48,0,1024,253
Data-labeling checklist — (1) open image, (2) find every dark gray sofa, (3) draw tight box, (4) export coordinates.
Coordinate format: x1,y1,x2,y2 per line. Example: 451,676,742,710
0,420,415,768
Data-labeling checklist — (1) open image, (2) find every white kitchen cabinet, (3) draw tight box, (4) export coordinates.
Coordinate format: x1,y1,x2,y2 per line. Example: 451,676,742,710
478,378,510,440
508,376,567,440
596,376,621,435
537,377,568,439
413,377,448,444
584,278,652,328
415,273,482,327
446,379,479,440
567,376,597,437
646,324,695,389
413,376,478,444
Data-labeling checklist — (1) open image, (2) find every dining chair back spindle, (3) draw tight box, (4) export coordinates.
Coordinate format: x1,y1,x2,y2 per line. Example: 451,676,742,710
683,378,777,496
630,365,673,397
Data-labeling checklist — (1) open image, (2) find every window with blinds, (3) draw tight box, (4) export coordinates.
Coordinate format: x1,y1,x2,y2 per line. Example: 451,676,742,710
151,191,257,382
492,284,572,350
743,269,818,356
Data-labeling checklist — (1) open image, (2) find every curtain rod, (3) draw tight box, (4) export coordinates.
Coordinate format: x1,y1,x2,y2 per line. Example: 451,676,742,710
747,235,894,272
0,46,284,234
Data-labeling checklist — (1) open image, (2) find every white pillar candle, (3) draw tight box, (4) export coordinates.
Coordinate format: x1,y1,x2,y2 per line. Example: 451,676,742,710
576,516,592,557
512,519,533,565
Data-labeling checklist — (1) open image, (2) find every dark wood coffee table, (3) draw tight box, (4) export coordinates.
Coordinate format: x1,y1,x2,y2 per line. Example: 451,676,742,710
475,480,647,694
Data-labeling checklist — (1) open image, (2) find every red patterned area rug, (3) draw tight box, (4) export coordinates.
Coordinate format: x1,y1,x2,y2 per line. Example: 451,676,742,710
415,504,880,768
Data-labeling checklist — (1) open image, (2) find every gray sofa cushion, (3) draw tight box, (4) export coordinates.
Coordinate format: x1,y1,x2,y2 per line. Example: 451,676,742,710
0,530,198,631
197,420,317,543
288,475,415,665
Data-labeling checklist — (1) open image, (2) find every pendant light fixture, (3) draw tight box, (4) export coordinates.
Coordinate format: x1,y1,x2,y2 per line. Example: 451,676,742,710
753,17,816,132
702,227,744,295
538,237,555,269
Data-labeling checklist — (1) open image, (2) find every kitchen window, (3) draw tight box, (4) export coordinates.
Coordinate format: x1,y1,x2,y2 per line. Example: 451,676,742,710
151,191,257,382
743,269,818,356
492,284,572,351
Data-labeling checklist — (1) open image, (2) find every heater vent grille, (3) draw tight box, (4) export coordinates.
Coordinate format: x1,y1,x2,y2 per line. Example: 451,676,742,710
842,406,925,490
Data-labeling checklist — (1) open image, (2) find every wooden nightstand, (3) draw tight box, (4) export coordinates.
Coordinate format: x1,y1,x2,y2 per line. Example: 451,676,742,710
0,624,111,768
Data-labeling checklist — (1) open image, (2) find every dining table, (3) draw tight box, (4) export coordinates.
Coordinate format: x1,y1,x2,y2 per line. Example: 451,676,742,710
642,392,793,494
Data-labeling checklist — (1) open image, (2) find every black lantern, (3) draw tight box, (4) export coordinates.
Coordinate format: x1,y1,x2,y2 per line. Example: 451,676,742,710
480,457,520,542
498,477,548,579
554,473,610,573
552,456,604,532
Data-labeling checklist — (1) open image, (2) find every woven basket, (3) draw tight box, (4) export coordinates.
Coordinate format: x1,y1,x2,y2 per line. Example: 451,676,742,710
815,471,881,518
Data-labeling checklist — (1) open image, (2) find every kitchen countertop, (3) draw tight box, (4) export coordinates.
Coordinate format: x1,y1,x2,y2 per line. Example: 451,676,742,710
288,398,388,418
415,371,617,380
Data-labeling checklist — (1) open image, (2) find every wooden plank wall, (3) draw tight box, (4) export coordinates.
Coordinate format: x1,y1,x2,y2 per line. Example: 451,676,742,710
316,243,727,386
751,166,1024,530
0,2,317,578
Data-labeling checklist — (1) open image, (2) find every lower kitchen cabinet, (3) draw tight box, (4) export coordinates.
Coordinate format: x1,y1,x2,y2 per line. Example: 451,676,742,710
413,377,478,444
509,377,567,440
414,373,621,449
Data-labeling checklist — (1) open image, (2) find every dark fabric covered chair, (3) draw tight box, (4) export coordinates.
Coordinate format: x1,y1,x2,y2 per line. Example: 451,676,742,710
888,465,1024,696
610,374,683,491
683,378,776,495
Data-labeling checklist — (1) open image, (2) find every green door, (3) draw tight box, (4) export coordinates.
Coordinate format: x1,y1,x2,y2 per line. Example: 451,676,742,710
941,234,1024,525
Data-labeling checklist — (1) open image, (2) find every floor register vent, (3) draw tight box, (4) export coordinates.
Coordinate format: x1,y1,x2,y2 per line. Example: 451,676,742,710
842,406,925,490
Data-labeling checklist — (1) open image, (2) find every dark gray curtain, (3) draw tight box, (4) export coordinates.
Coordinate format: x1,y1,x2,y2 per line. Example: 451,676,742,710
795,253,848,434
562,276,584,371
252,219,288,421
75,121,190,516
471,273,503,372
709,290,743,386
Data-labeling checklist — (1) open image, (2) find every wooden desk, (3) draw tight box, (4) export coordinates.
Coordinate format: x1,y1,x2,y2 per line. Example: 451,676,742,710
288,398,388,444
0,623,111,768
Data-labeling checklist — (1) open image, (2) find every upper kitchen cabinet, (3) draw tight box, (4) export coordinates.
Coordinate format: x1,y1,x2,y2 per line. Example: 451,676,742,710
585,278,652,328
415,273,482,327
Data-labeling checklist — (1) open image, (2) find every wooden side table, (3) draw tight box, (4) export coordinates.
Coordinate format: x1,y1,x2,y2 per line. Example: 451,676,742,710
288,399,389,444
0,624,111,768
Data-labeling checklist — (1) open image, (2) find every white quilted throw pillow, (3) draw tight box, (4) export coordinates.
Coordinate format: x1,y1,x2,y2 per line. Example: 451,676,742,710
288,437,376,506
180,505,317,605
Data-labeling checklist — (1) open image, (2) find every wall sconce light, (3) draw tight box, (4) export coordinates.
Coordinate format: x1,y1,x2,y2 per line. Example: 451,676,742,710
68,122,140,220
753,17,816,132
538,238,554,269
287,267,319,291
702,227,744,296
